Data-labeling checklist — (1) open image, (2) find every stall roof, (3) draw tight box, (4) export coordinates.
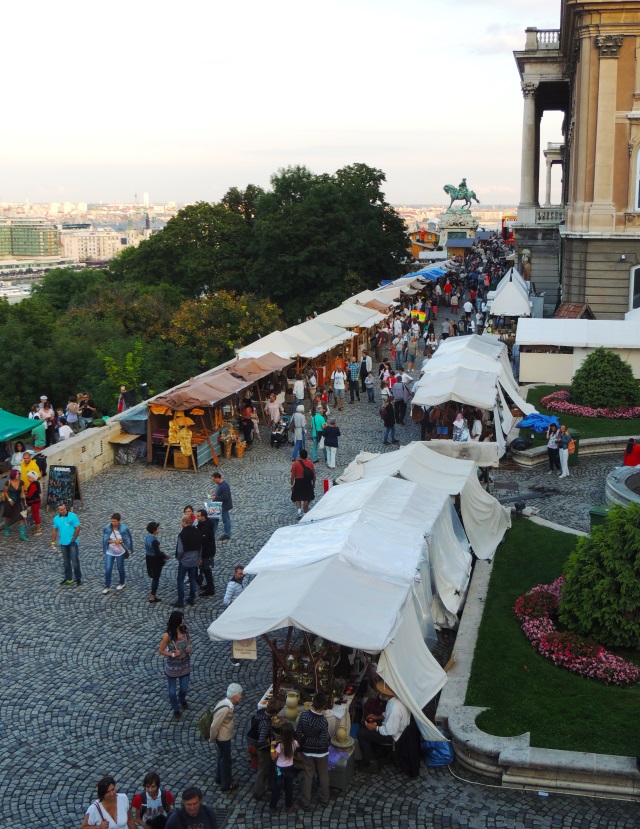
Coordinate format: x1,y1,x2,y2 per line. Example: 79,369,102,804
342,289,396,308
315,304,385,329
489,280,531,317
287,319,356,355
336,442,511,561
516,318,640,349
151,353,292,410
0,409,41,442
445,238,475,248
237,330,316,360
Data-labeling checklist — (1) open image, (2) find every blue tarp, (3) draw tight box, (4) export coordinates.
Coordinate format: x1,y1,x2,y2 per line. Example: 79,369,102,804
518,413,559,433
118,403,148,435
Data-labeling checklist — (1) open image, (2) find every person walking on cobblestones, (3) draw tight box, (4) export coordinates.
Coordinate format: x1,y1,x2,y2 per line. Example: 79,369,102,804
330,364,346,411
52,502,81,586
322,418,340,469
211,472,233,540
209,683,244,793
102,513,133,594
159,610,192,718
174,515,202,608
347,357,361,403
196,509,216,596
82,776,136,829
145,522,168,604
290,405,307,461
557,424,572,478
165,787,218,829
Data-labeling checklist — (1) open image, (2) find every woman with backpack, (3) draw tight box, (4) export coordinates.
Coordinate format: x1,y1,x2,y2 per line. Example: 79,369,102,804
269,720,299,815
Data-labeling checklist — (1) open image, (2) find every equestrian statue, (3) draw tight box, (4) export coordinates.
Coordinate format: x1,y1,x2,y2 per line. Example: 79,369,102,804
443,178,480,210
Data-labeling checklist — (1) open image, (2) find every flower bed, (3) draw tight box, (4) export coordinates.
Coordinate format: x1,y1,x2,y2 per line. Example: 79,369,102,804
540,389,640,419
514,577,640,686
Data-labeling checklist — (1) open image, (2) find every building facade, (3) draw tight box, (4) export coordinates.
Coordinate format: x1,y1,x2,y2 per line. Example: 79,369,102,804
0,218,62,259
514,0,640,318
61,227,127,262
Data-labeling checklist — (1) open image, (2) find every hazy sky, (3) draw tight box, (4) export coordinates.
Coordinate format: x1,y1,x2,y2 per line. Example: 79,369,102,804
4,0,563,205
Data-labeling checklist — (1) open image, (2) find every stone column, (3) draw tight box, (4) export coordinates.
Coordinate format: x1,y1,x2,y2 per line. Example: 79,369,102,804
545,159,553,206
589,34,624,232
518,81,539,223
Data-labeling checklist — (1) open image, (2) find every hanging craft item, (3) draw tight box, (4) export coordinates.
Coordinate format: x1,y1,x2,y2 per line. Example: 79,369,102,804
178,426,193,456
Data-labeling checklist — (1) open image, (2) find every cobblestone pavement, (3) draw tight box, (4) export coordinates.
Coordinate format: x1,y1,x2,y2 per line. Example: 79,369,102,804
1,389,635,828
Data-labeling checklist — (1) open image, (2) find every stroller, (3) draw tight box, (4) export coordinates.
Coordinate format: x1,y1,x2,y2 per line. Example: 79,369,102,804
270,415,291,448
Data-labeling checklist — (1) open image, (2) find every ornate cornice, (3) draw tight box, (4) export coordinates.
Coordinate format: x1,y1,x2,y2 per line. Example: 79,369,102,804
595,34,623,58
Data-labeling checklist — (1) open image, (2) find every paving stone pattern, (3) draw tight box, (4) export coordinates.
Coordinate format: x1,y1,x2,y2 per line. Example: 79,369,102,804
1,389,635,827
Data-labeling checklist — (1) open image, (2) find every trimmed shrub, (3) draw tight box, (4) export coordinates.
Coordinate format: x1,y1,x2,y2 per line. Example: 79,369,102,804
559,504,640,648
570,347,640,409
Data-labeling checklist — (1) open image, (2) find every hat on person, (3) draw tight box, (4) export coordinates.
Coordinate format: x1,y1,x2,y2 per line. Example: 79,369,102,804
227,683,243,699
40,395,47,401
296,405,305,412
27,470,39,481
374,679,396,699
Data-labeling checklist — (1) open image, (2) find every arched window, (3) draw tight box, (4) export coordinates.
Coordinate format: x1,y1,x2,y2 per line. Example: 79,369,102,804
630,265,640,310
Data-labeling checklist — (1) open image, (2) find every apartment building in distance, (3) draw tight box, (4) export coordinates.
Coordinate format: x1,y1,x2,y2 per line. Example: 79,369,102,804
514,0,640,318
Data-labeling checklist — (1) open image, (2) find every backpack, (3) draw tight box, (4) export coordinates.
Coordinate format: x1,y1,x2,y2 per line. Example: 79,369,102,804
139,788,168,818
197,709,214,740
299,460,314,481
568,438,576,454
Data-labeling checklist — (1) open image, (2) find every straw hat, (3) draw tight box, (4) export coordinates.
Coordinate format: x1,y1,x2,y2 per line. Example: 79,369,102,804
374,679,396,699
331,725,355,749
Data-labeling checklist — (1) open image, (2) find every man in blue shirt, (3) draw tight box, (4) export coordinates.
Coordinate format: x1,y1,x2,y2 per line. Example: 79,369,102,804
211,471,233,540
51,502,81,586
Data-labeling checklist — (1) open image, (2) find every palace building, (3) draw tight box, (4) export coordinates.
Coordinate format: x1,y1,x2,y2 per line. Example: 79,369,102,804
514,0,640,318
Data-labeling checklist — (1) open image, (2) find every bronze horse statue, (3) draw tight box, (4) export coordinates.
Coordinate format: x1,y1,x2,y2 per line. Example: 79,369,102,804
443,183,480,210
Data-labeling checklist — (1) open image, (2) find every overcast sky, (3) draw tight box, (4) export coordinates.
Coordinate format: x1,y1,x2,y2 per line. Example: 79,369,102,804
3,0,562,205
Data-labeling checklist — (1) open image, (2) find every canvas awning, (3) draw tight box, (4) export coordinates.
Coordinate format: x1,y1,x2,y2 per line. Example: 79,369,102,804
489,271,531,317
237,330,316,360
0,409,43,442
335,442,511,561
516,318,640,349
151,354,292,410
315,304,385,329
286,319,356,356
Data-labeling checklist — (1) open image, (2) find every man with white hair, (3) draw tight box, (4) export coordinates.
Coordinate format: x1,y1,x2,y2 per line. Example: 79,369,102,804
210,683,244,793
290,404,307,461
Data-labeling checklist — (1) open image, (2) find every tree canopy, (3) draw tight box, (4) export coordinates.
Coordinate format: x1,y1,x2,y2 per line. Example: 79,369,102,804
570,347,640,409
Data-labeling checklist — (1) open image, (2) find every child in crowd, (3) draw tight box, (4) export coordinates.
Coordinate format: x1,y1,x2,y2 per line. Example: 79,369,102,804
269,721,299,814
364,371,375,403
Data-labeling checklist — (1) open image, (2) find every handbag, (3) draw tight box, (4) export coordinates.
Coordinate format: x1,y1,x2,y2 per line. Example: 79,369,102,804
318,436,325,449
205,500,223,519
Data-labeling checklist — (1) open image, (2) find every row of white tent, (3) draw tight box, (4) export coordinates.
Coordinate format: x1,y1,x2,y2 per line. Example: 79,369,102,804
208,441,512,742
412,335,535,455
237,268,452,361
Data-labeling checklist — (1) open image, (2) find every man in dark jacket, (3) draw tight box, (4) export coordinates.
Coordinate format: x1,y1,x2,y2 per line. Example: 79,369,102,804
295,692,329,810
174,516,202,608
381,400,399,445
253,698,281,800
196,509,216,596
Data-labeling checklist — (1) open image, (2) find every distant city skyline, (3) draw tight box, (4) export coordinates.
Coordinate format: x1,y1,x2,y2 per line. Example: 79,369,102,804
2,0,562,205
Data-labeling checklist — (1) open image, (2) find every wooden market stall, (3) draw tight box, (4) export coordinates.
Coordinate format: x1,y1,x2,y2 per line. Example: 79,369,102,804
146,354,293,470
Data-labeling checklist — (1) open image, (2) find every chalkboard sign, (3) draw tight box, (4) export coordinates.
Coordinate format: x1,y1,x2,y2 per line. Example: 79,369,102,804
46,465,81,508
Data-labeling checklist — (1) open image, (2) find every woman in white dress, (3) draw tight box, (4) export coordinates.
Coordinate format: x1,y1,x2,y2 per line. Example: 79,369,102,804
81,776,135,829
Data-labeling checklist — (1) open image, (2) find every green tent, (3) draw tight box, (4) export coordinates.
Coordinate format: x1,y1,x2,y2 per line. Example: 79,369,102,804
0,408,44,445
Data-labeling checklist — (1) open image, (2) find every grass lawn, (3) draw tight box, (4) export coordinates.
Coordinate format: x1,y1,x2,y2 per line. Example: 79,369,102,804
523,385,640,445
465,519,640,755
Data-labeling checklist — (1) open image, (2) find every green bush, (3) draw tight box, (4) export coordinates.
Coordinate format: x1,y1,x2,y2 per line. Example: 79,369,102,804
570,347,640,409
559,504,640,648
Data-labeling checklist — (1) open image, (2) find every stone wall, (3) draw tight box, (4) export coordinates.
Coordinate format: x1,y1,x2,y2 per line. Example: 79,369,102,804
562,236,640,319
513,225,561,314
41,421,121,492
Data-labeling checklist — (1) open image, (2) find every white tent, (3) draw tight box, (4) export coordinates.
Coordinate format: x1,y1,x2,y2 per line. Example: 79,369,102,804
208,478,452,741
489,276,531,317
412,336,534,433
287,319,356,354
237,329,318,360
298,477,472,621
516,318,640,350
335,442,511,561
342,289,397,308
315,304,385,329
625,307,640,322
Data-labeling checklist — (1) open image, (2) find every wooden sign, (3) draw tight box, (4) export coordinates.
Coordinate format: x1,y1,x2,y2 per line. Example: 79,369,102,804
232,638,257,661
46,465,81,508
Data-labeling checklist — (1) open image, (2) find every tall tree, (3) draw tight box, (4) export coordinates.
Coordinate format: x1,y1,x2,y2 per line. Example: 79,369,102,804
221,184,265,225
108,202,251,297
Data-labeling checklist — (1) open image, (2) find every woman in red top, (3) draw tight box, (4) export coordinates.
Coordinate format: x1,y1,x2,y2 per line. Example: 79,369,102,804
622,438,640,467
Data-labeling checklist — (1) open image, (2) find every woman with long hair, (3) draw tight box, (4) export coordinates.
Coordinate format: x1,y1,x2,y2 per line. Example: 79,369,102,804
546,424,561,474
81,776,135,829
269,720,299,814
158,610,192,718
557,424,572,479
2,469,28,541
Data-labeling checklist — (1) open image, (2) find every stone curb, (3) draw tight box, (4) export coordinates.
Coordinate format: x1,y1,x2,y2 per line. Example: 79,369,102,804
511,435,639,468
435,520,640,800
